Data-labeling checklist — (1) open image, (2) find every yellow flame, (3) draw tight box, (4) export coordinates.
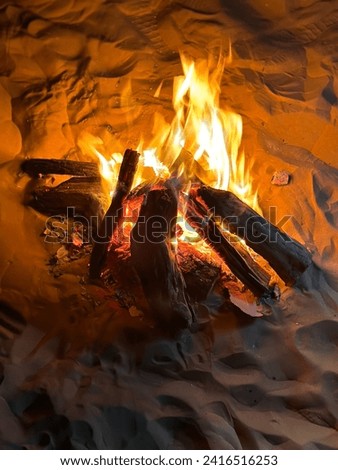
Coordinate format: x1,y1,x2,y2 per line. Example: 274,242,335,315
229,149,259,211
141,148,170,178
169,53,259,209
79,50,259,211
77,132,123,196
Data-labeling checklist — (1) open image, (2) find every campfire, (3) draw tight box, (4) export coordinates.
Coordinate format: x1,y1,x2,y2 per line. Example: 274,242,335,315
21,54,312,329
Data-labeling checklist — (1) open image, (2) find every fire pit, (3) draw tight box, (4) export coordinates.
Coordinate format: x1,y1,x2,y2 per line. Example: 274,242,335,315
22,54,311,328
0,0,337,452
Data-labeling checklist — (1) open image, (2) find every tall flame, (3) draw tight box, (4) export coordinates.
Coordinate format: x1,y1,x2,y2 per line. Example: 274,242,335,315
79,50,258,210
170,54,238,190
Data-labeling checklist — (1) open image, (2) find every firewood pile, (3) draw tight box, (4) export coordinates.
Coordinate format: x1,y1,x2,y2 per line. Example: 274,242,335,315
21,152,312,329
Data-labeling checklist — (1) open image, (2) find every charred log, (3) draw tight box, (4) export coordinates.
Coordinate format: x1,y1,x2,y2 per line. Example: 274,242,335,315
89,149,139,279
176,242,221,301
27,176,108,222
186,192,275,301
130,185,194,328
198,185,312,285
21,158,100,178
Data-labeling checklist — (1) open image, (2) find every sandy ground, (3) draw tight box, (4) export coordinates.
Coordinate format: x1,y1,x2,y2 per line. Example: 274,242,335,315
0,0,338,449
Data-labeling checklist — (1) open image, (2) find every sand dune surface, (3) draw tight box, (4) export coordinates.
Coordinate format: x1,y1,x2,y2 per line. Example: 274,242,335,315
0,0,338,450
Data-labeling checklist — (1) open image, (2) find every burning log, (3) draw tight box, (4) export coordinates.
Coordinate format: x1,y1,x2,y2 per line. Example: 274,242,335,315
27,176,108,221
176,242,221,301
197,186,312,285
21,158,107,219
186,192,275,301
130,185,194,328
89,149,139,279
21,158,100,178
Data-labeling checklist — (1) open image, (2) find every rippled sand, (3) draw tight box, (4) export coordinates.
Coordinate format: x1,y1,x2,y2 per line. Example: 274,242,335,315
0,0,337,449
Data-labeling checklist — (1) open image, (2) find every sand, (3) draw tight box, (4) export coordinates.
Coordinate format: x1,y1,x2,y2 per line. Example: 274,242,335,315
0,0,338,450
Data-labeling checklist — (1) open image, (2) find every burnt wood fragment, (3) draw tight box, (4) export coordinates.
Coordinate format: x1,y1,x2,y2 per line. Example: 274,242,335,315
186,191,275,301
27,176,107,222
176,242,221,301
89,149,139,279
21,158,100,178
198,185,312,285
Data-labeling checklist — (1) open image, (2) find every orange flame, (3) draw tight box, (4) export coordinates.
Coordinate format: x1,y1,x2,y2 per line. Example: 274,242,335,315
77,132,122,196
170,55,236,190
79,50,259,210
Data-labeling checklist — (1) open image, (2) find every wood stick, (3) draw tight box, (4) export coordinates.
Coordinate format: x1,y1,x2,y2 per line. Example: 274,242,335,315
21,158,100,178
186,192,275,301
89,149,139,279
130,185,193,329
27,176,107,222
197,185,312,285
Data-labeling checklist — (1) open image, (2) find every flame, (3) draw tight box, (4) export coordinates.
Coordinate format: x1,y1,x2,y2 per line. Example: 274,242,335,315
79,49,259,212
169,54,259,210
77,132,122,196
170,55,235,190
230,149,259,211
136,144,170,185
